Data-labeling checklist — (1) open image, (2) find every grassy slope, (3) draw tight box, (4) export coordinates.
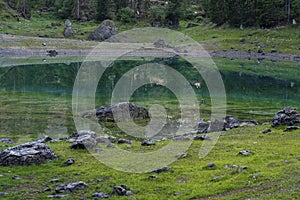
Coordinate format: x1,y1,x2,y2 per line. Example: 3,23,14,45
0,125,299,199
1,11,300,54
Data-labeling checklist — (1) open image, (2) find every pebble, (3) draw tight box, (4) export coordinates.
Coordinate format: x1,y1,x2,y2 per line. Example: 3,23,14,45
239,150,252,156
64,158,75,166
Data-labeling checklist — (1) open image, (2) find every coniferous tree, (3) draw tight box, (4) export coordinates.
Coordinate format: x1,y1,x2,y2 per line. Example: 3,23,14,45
95,0,111,21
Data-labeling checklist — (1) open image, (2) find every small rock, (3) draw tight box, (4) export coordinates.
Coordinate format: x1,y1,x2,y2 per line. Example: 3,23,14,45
263,128,272,134
240,38,246,43
211,175,223,182
44,187,51,192
239,150,252,156
174,192,181,196
92,192,109,198
35,136,52,143
271,49,277,53
50,178,60,183
64,158,75,166
173,136,190,141
0,138,15,144
118,138,133,144
0,184,8,187
125,190,133,196
48,194,69,198
96,136,116,143
224,164,238,169
284,126,299,132
111,185,128,196
141,141,155,146
50,138,64,143
257,49,263,53
196,118,209,133
65,20,72,27
148,175,157,179
107,143,115,148
284,160,290,163
252,173,259,179
12,175,20,180
65,181,88,192
204,163,217,170
42,42,47,46
193,135,210,141
55,184,65,193
240,120,259,127
0,192,8,196
47,50,58,57
237,166,248,173
151,166,170,173
176,152,187,158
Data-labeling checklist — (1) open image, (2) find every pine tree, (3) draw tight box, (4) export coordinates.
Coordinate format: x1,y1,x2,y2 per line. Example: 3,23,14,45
95,0,111,21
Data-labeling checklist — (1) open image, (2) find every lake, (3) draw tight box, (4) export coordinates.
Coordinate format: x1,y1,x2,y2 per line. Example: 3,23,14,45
0,57,299,142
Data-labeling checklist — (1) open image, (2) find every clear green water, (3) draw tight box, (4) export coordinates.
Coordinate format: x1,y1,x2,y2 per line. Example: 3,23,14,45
0,58,299,141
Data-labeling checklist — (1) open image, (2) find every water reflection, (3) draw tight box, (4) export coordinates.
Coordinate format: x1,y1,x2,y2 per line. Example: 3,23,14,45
0,58,299,139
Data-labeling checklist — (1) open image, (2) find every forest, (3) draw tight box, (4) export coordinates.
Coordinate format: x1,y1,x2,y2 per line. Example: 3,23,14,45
2,0,300,28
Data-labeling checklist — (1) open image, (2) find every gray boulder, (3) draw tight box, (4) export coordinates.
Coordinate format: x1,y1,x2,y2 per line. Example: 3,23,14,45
0,142,57,166
69,130,98,149
272,107,300,127
63,19,74,37
223,116,240,130
64,27,74,37
90,102,150,122
88,20,118,41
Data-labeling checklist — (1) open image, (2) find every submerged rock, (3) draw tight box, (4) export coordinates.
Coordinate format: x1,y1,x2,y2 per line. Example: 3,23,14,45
272,107,300,127
0,142,57,166
85,102,150,122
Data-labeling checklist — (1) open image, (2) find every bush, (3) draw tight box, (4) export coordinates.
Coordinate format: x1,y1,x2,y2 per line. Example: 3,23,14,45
116,7,136,23
149,5,166,27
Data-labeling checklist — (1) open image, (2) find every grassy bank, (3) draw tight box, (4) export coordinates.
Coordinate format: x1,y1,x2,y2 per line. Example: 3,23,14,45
0,124,299,199
1,13,299,54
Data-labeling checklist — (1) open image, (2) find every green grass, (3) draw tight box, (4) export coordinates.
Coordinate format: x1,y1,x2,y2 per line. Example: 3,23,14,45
1,12,299,55
180,21,300,54
0,125,299,199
